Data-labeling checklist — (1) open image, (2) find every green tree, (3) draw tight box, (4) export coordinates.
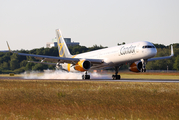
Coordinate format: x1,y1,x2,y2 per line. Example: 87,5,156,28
118,42,126,46
14,67,25,74
1,53,11,63
10,54,19,70
153,43,166,49
32,64,48,71
20,60,28,67
25,62,34,71
2,62,9,70
173,55,179,70
49,47,58,56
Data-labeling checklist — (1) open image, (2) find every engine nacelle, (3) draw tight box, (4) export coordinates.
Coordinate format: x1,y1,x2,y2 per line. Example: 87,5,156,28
56,63,62,70
129,61,142,72
74,60,91,72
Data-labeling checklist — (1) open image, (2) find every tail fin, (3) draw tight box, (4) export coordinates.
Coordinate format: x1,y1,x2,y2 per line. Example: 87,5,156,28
56,29,72,58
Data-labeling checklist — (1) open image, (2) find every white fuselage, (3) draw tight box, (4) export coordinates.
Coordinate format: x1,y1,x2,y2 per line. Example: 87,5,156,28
62,41,157,71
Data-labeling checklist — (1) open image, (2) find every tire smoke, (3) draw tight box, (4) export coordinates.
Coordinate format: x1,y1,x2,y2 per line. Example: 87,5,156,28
22,70,111,79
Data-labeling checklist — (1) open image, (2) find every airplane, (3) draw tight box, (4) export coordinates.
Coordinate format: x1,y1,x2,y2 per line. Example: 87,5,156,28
6,29,174,80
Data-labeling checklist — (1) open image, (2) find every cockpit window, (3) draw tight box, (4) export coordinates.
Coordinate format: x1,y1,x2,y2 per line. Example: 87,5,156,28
142,45,155,48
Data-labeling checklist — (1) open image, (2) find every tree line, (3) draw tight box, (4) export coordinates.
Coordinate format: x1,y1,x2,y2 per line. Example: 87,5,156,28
0,43,179,74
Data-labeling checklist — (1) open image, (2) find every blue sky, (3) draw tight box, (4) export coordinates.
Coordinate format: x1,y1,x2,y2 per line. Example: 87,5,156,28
0,0,179,50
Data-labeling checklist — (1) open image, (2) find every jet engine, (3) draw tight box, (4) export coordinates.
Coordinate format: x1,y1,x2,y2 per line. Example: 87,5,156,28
129,61,142,72
74,60,91,72
56,63,62,70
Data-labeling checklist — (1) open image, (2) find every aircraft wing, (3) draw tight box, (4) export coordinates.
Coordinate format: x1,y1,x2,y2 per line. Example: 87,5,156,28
6,42,103,65
17,52,104,64
148,45,174,62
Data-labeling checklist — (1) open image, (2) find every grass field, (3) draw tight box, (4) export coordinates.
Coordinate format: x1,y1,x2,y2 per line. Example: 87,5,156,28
0,78,179,119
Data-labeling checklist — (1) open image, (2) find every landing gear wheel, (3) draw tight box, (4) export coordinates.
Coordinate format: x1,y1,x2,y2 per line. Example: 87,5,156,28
141,59,147,73
82,71,90,80
112,75,121,80
112,66,121,80
141,68,146,72
82,75,90,79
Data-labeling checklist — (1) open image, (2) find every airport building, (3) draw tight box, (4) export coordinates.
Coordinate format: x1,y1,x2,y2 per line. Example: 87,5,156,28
46,38,80,48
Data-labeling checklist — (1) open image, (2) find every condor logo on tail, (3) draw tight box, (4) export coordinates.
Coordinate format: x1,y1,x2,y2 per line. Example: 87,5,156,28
56,29,72,58
58,36,65,57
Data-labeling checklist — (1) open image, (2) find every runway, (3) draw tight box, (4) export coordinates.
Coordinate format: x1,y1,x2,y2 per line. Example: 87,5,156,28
0,76,179,83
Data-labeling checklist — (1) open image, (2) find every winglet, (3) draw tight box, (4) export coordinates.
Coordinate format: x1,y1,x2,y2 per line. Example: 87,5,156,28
6,41,13,53
170,45,174,57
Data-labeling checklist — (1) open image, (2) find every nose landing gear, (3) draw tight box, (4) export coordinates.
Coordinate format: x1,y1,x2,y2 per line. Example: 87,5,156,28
141,59,147,72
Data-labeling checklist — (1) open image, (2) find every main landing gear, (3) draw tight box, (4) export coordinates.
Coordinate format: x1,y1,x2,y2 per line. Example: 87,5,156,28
112,66,121,80
141,59,147,72
82,71,90,79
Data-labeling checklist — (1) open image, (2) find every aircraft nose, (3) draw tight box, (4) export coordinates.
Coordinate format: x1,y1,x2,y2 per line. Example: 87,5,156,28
147,48,157,58
151,48,157,57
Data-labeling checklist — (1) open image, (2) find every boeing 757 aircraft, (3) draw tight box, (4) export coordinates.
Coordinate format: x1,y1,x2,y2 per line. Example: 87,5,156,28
7,29,174,79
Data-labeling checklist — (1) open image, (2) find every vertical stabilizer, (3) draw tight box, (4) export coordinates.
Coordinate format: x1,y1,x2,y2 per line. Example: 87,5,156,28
56,29,72,58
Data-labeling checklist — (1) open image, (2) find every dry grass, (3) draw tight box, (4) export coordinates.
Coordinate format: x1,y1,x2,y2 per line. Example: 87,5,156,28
120,73,179,79
124,72,179,80
0,79,179,119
